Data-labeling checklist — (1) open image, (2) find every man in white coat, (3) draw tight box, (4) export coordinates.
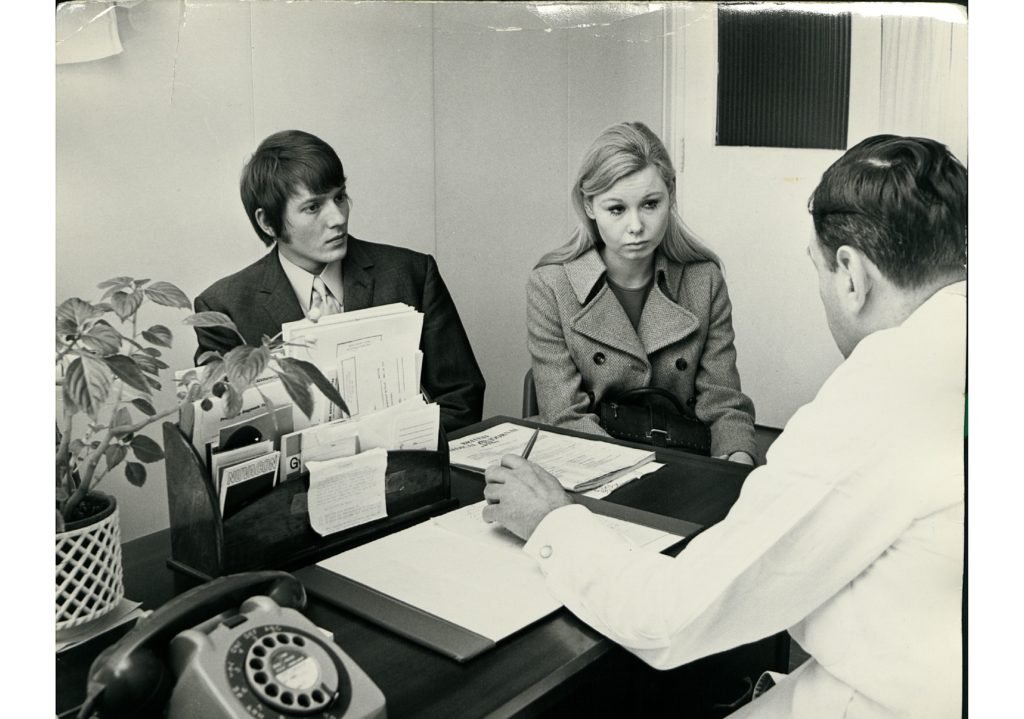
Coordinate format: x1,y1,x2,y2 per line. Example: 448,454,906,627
482,134,966,718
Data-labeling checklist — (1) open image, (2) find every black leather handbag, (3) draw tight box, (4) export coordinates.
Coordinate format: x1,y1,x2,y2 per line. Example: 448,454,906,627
596,386,712,455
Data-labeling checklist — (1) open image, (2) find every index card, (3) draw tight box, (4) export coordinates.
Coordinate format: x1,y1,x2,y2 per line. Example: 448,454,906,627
306,448,388,536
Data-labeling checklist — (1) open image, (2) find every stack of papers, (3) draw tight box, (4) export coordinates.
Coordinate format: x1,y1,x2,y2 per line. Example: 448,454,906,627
178,303,440,533
282,303,424,424
317,501,682,644
448,423,656,492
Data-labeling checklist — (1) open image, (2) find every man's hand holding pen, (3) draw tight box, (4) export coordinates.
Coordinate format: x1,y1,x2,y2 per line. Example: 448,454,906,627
482,429,573,540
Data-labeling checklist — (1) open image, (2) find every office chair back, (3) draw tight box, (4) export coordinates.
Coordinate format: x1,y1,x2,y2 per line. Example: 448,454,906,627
522,369,538,418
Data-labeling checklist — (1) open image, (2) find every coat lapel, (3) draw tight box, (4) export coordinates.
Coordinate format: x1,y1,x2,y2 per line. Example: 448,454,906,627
567,249,700,359
256,248,304,340
638,255,700,354
566,249,647,360
341,237,375,311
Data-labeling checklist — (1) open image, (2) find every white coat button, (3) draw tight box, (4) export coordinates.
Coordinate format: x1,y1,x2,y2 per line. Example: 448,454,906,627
539,546,553,559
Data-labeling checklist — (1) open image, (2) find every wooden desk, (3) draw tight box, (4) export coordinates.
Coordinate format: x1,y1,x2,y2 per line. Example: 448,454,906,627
57,416,784,718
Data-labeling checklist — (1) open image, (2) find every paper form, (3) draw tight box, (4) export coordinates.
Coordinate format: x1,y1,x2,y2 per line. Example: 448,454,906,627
583,462,665,499
307,448,388,536
356,396,440,452
282,304,424,382
337,346,421,417
279,420,360,482
317,501,684,643
447,424,539,468
449,423,656,491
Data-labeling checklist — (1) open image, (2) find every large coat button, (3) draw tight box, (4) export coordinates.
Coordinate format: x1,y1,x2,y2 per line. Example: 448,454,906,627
593,352,606,365
675,357,688,371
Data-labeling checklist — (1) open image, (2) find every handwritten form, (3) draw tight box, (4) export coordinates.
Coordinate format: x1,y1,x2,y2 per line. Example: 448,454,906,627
306,448,388,536
317,501,683,643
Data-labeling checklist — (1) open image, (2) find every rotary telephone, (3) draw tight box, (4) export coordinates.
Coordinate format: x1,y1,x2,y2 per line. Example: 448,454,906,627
78,571,386,719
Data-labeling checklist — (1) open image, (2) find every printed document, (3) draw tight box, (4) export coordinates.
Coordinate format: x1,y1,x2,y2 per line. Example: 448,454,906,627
281,304,423,393
357,396,440,452
448,423,656,491
317,501,683,643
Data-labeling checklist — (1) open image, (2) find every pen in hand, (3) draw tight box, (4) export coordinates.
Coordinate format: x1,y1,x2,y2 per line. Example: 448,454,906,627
521,428,540,460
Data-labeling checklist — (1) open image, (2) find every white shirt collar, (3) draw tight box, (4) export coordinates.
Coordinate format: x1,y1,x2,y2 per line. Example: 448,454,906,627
277,249,344,313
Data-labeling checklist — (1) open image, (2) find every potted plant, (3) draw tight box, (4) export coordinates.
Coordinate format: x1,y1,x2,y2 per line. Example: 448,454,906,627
56,277,346,631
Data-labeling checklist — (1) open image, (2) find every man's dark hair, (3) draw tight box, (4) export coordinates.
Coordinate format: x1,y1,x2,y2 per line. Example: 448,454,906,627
240,130,346,246
809,134,967,288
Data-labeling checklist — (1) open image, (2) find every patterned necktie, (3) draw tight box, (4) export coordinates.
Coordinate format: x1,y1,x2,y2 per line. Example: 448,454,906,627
309,275,343,321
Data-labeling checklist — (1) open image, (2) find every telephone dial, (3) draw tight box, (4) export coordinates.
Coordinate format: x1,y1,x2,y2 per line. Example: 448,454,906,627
78,571,386,719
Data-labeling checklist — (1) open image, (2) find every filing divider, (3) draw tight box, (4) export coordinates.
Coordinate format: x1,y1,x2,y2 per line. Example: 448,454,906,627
161,422,455,581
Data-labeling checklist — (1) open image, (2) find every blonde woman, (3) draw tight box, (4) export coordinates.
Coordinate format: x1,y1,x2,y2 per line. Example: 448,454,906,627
527,122,756,463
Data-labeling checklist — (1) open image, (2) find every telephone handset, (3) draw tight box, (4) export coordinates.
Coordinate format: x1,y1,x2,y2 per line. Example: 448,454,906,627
79,571,386,719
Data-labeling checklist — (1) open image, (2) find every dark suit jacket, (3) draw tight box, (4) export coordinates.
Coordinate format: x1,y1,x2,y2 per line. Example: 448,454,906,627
193,237,485,432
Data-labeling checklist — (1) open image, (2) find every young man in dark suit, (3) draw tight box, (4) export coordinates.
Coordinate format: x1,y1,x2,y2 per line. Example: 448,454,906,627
193,130,485,433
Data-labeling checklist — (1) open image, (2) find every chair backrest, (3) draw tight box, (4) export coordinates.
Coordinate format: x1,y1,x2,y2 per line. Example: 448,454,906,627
753,424,783,463
522,368,538,418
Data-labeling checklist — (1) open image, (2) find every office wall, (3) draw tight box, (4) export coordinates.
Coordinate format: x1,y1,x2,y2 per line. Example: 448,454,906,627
433,4,665,421
57,2,965,541
56,1,665,541
668,4,967,427
57,0,438,541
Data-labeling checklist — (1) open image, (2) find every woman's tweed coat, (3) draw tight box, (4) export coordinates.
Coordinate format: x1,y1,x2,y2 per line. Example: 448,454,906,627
527,248,757,458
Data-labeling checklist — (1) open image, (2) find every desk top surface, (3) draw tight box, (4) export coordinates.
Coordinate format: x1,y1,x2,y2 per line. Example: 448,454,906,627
57,416,751,719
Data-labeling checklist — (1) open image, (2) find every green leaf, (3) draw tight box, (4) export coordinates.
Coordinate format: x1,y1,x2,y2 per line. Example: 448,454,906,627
223,383,244,418
224,345,270,388
130,435,164,463
198,359,225,395
131,352,169,375
277,357,350,417
56,298,106,337
104,355,151,394
141,347,162,357
104,444,128,471
273,366,315,419
130,353,159,375
144,282,191,310
60,381,80,415
78,320,123,356
69,438,85,455
131,398,157,416
146,376,162,391
184,311,240,331
141,324,173,348
110,288,145,321
114,406,131,429
133,278,151,287
196,350,222,365
185,383,204,403
97,276,134,290
124,461,147,487
64,355,111,418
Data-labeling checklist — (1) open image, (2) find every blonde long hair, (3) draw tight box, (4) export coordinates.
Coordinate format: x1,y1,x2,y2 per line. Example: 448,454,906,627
536,122,721,269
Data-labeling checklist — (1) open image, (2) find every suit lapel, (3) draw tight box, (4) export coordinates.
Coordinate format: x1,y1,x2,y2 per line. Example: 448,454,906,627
341,238,375,311
256,248,304,340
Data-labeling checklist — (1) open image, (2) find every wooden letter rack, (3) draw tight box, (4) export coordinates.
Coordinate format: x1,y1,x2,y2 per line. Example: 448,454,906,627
162,422,454,580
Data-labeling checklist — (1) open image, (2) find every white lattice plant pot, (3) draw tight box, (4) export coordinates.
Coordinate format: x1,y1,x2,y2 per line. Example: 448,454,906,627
55,496,124,631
